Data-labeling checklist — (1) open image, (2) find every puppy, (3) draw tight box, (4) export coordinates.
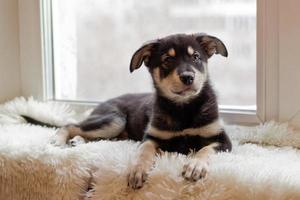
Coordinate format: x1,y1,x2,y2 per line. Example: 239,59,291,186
50,33,232,189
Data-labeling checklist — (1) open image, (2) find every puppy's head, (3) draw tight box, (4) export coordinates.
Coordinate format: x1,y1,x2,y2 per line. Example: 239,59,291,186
130,33,228,103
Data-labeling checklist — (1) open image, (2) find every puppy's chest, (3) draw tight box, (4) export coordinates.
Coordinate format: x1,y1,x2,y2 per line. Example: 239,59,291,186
153,112,201,131
158,135,211,155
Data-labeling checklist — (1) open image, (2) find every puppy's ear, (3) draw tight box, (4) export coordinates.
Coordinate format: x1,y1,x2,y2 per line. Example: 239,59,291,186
130,40,158,73
194,33,228,58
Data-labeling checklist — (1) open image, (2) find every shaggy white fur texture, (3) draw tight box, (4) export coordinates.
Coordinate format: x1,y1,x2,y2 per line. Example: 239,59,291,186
0,97,300,200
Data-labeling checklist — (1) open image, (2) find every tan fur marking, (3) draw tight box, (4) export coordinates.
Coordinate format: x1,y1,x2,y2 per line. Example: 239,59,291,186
187,46,194,55
67,126,82,137
128,140,158,188
147,119,223,139
168,48,176,57
152,67,160,82
68,118,125,140
161,48,176,62
194,142,218,160
137,140,158,166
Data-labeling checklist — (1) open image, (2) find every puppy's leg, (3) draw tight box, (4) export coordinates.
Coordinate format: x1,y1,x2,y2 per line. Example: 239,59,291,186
182,131,232,181
74,114,126,139
182,143,218,181
51,113,126,147
128,140,158,189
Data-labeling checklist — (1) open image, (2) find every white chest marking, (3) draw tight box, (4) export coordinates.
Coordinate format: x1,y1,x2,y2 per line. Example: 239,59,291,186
147,119,223,140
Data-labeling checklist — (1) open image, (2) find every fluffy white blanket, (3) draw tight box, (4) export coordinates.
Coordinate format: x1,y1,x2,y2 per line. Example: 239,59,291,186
0,97,300,200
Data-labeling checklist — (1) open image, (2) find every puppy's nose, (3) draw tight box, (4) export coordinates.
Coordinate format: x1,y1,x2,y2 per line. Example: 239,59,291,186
179,72,194,85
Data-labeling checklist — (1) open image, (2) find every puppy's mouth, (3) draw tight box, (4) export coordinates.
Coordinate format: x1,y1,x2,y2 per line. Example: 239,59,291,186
172,86,197,96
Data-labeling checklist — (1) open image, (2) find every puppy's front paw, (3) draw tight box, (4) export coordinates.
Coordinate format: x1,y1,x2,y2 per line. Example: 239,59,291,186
182,159,208,181
128,165,148,189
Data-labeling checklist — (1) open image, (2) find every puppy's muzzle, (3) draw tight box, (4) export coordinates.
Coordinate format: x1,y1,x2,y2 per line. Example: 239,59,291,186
179,72,195,85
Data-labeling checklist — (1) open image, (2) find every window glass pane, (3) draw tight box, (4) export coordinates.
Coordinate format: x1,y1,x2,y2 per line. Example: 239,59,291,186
52,0,256,108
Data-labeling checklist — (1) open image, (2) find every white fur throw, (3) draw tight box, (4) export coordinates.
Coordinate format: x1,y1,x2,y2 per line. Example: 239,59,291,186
0,97,300,200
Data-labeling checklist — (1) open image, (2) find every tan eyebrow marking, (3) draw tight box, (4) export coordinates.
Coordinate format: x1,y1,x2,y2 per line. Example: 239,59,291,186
168,48,176,57
161,48,176,62
187,46,194,55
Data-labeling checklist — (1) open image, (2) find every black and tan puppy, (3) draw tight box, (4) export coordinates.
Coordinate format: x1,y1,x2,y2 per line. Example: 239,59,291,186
50,33,232,189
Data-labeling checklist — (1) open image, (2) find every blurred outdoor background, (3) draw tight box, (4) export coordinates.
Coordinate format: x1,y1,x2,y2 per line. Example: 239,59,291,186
52,0,256,109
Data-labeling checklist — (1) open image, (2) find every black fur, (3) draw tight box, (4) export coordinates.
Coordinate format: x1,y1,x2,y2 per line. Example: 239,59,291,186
21,115,59,128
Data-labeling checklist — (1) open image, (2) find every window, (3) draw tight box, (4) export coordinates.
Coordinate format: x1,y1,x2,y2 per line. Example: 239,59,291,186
42,0,258,121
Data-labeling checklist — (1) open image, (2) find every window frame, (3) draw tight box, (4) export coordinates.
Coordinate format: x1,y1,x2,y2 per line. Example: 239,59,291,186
40,0,279,125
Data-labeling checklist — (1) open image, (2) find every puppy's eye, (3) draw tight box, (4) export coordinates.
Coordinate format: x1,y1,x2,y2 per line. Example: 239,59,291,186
163,56,175,63
193,52,201,62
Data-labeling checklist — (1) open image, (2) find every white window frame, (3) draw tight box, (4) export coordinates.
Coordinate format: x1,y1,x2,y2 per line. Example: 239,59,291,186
39,0,279,126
